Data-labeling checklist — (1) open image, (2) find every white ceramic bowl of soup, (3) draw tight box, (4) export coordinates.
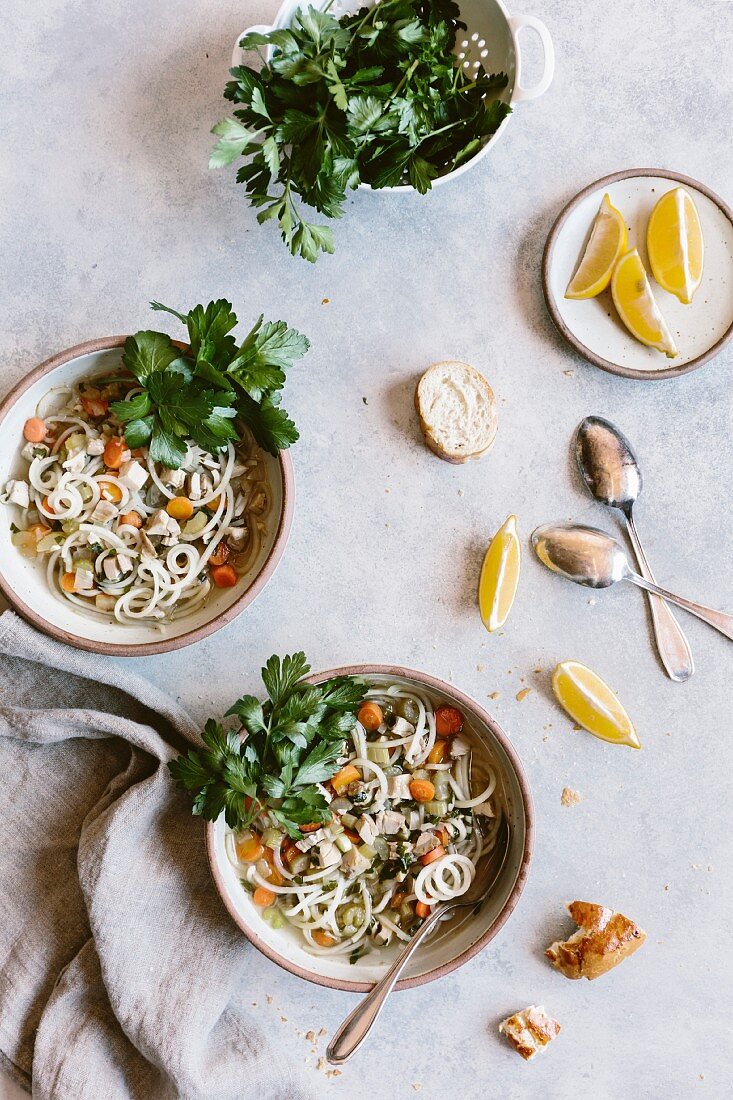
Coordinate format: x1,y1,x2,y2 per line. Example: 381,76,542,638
206,665,534,992
0,338,295,655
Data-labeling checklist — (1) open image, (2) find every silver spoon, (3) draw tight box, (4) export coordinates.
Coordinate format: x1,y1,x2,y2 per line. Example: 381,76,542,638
532,523,733,642
327,818,510,1065
575,416,694,682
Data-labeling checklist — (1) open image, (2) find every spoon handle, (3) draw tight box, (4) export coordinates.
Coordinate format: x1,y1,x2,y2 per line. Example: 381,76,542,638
624,512,694,682
327,903,447,1065
629,573,733,643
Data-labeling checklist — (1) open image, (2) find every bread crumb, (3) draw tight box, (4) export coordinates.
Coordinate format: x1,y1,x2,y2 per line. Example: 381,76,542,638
664,884,669,891
458,489,464,496
489,691,500,699
317,1058,327,1072
561,787,581,807
321,297,330,304
280,1016,288,1022
564,370,574,377
477,663,485,672
516,688,532,702
266,995,273,1004
318,1027,327,1036
327,1070,342,1078
305,1031,316,1042
412,1085,422,1092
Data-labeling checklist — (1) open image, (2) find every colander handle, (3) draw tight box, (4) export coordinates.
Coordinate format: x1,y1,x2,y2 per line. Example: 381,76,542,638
509,14,555,102
232,24,272,69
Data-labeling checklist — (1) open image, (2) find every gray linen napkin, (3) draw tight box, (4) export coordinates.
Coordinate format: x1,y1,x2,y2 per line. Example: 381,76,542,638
0,610,314,1100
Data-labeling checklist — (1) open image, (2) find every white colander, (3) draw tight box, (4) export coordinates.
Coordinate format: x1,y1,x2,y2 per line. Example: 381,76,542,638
232,0,554,191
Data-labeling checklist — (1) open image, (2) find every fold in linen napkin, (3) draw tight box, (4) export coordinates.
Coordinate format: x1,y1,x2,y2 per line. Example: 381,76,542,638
0,610,315,1100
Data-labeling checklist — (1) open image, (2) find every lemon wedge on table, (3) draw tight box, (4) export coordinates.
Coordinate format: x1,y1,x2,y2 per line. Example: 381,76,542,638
565,194,628,299
611,248,678,358
647,186,704,304
478,514,521,632
552,661,640,749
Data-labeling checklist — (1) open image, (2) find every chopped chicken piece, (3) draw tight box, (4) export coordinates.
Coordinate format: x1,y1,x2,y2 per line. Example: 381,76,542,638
295,828,327,853
118,460,148,492
22,441,49,461
63,450,87,474
146,509,180,537
387,716,414,735
317,841,339,868
356,814,378,846
473,801,495,818
86,437,105,456
413,832,441,858
387,774,413,802
375,810,407,835
450,736,470,758
73,564,95,591
138,531,156,559
103,555,122,581
340,847,371,877
4,480,30,508
499,1006,561,1060
160,467,186,489
91,499,118,524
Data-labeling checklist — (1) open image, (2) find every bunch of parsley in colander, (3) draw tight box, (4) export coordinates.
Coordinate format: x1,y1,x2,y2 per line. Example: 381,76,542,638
211,0,510,261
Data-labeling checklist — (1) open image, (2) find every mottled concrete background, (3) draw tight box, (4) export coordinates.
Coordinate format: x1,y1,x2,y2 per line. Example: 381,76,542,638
2,1,732,1097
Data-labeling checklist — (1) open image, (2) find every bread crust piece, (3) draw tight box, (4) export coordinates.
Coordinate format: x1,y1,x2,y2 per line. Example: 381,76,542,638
414,360,498,464
499,1005,561,1060
546,900,646,980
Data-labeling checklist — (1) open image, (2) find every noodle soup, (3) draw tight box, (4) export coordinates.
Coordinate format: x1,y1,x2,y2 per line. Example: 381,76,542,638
0,373,274,629
224,679,507,964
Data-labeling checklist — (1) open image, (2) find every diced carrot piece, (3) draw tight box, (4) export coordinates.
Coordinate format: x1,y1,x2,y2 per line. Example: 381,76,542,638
235,835,264,862
331,764,361,795
209,542,230,567
409,778,436,803
205,496,221,513
428,740,448,764
99,480,123,504
390,891,407,910
211,564,238,588
299,821,323,833
312,930,336,947
119,511,142,528
60,572,76,593
166,496,194,521
357,701,383,730
27,524,51,542
103,437,128,469
253,886,276,907
420,845,445,866
415,901,433,919
23,417,47,443
41,496,56,515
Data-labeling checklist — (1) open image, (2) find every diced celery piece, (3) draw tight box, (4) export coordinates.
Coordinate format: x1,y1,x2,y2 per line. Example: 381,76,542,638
263,906,285,929
340,812,357,828
424,800,448,817
183,511,208,536
358,843,376,862
335,834,352,853
433,772,451,799
367,743,390,765
262,828,284,849
37,533,64,554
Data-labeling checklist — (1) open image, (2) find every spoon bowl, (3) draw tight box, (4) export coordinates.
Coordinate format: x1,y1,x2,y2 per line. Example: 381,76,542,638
575,416,641,510
532,522,629,588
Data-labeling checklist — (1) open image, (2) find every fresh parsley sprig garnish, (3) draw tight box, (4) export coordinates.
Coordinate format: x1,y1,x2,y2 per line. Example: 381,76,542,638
168,653,366,837
211,0,510,261
110,300,309,468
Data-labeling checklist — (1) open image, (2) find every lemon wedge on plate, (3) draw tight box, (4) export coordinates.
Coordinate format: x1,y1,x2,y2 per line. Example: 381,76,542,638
565,194,628,299
478,514,521,632
647,186,704,304
552,660,640,749
611,248,678,357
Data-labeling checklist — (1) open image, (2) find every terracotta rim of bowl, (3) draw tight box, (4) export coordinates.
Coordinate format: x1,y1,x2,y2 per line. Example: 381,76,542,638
542,167,733,380
0,336,295,656
206,664,534,993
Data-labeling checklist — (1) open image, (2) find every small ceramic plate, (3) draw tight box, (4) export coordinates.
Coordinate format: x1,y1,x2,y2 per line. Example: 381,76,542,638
543,169,733,380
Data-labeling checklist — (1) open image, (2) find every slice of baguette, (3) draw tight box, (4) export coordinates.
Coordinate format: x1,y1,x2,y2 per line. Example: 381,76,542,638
414,360,498,464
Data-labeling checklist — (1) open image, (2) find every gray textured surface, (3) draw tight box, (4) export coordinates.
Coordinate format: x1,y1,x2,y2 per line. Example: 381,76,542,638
2,0,732,1097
